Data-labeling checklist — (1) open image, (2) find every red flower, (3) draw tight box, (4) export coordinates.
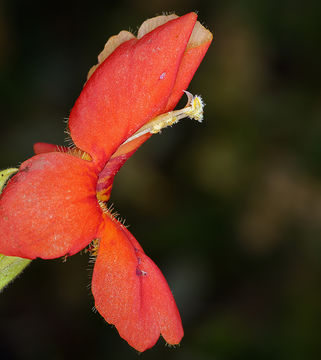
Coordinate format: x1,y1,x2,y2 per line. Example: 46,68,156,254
0,13,212,351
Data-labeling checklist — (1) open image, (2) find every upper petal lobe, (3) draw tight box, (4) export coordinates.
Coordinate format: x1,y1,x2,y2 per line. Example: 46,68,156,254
0,152,102,259
68,13,197,165
165,26,213,111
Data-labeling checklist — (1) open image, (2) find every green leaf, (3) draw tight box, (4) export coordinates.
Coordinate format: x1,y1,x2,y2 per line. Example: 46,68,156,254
0,254,31,292
0,167,32,292
0,168,19,190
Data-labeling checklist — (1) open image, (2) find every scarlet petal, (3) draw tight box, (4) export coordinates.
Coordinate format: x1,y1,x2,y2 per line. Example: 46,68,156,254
92,215,183,352
0,153,102,259
165,28,213,111
33,142,68,154
96,133,150,202
68,13,197,165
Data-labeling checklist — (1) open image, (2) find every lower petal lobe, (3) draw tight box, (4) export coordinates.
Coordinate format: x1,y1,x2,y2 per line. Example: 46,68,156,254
0,153,102,259
92,214,183,352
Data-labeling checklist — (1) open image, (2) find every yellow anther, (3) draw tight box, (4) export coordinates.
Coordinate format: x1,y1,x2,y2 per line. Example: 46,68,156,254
123,92,205,145
184,93,204,122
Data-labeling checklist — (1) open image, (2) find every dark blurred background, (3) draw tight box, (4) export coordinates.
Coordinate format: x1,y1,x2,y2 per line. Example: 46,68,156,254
1,0,321,359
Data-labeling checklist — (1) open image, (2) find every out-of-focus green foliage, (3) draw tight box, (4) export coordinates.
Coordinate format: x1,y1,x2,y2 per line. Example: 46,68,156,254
1,1,321,359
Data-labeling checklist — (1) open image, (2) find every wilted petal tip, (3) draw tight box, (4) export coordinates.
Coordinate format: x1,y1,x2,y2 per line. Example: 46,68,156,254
187,20,213,49
137,13,179,38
